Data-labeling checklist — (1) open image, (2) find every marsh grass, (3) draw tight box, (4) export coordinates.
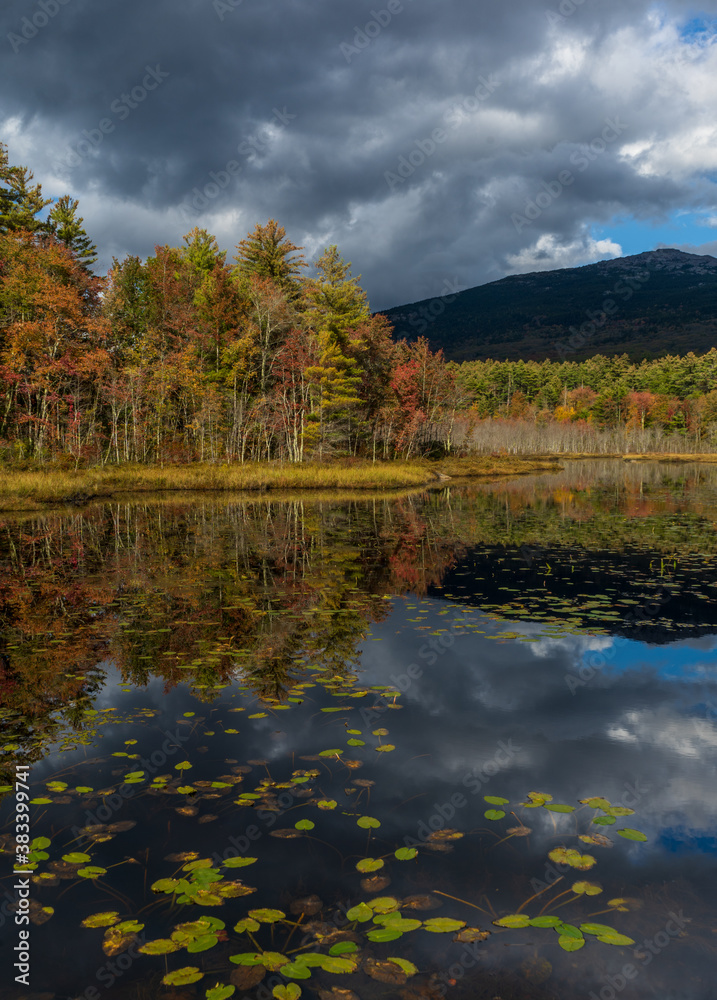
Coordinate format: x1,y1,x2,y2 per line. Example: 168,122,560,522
0,457,560,510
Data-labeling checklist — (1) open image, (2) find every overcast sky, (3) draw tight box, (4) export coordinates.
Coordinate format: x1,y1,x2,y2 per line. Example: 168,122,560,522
2,0,717,309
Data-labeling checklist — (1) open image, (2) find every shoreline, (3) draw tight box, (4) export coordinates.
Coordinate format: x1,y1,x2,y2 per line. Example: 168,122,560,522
0,457,560,511
0,452,714,511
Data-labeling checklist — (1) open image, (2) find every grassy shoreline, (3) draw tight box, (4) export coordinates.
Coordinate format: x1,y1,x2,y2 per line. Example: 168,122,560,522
0,457,561,511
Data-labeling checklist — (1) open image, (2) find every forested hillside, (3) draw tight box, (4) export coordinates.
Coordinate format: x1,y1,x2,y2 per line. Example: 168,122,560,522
383,249,717,361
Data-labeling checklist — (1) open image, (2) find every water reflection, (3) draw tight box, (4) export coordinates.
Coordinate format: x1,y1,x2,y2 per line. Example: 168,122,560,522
1,461,716,999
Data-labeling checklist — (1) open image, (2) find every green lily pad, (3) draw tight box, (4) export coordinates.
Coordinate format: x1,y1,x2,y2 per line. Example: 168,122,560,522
318,956,357,974
278,963,311,980
572,881,602,895
248,909,286,924
356,857,384,872
484,809,505,821
223,857,258,868
346,902,373,922
81,912,121,929
295,820,315,831
580,923,618,936
328,942,358,955
580,797,612,810
394,847,417,860
493,914,531,928
368,896,399,913
596,932,635,946
139,939,181,955
484,795,509,805
272,986,301,1000
388,957,419,976
206,986,236,1000
187,934,218,953
367,927,403,942
162,967,204,986
63,853,91,864
77,866,107,879
528,916,562,927
558,935,585,951
555,922,582,939
357,816,381,829
423,917,467,933
152,878,179,893
234,918,261,933
617,828,648,842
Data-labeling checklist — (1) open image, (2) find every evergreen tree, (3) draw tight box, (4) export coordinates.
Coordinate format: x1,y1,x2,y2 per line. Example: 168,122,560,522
182,226,226,273
0,143,51,234
234,219,306,291
47,195,98,269
301,245,370,349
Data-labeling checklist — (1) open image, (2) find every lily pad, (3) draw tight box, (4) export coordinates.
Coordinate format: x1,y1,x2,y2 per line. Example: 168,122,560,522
356,858,384,872
423,917,467,933
139,939,181,955
207,986,236,1000
248,909,286,924
81,912,121,929
617,828,648,842
273,987,301,1000
162,967,204,986
493,914,531,929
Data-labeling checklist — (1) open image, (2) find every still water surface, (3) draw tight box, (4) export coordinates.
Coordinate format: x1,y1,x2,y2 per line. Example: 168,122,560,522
1,461,716,1000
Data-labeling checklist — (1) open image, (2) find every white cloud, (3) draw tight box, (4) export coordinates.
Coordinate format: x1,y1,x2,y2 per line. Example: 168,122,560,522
505,233,623,274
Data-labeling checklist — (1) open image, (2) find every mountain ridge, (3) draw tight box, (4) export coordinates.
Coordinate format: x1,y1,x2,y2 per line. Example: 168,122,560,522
381,249,717,361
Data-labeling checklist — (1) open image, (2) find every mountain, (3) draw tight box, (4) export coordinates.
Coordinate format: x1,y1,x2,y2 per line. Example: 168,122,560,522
381,249,717,361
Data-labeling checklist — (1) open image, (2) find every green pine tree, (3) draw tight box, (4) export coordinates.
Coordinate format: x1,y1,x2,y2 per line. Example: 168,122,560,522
302,245,370,349
47,195,98,269
0,142,51,233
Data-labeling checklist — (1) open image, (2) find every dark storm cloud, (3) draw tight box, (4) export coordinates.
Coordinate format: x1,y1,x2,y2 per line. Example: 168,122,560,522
1,0,713,307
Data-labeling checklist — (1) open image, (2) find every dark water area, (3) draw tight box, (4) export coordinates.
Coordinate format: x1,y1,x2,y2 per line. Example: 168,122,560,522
1,460,716,1000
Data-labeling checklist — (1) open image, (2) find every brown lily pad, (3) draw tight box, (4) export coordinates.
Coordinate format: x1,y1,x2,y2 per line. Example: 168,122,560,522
402,894,442,911
361,874,391,892
230,965,267,989
289,894,323,916
363,958,407,985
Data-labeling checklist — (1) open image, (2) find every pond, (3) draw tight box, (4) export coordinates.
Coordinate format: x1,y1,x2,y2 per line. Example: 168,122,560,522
1,460,716,1000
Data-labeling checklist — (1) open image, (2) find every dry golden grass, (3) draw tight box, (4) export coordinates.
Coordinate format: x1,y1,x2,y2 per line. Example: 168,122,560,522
0,457,562,511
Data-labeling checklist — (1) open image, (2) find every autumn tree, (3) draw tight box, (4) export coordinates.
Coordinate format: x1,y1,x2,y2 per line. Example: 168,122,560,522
234,219,306,291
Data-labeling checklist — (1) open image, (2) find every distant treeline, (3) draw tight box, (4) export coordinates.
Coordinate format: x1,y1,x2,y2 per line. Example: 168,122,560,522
457,353,717,443
1,140,717,464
